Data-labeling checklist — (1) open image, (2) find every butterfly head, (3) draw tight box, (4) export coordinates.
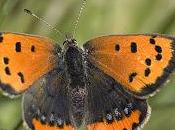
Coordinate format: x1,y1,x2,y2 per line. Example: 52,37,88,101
63,38,77,47
63,34,78,48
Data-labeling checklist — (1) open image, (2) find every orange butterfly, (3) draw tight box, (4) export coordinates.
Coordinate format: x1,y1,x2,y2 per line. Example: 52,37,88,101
0,31,175,130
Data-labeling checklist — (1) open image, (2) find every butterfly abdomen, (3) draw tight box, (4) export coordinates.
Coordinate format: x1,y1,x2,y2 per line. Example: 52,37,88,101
70,87,87,127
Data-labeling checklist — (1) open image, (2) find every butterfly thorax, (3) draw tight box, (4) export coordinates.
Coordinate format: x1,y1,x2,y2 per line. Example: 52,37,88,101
63,39,85,86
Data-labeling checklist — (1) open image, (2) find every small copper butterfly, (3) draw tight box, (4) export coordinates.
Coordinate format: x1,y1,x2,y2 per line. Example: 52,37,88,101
0,2,175,130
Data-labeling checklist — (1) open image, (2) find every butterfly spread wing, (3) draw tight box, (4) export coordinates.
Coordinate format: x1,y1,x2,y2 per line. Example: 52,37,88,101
83,34,175,97
84,61,149,130
0,32,60,95
23,67,75,130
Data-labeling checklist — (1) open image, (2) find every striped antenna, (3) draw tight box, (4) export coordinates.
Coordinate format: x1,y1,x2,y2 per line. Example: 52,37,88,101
24,9,63,37
72,0,87,37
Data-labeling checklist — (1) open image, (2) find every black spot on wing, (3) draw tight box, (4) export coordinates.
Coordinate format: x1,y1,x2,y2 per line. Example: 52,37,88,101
17,72,25,83
145,58,151,66
155,45,162,53
3,57,9,65
129,72,137,82
149,38,155,44
5,67,11,75
115,44,120,51
144,68,151,77
31,45,35,52
131,42,137,53
15,42,21,52
156,54,162,61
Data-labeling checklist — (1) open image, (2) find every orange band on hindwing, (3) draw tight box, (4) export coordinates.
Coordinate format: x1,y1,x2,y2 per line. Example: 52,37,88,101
87,110,142,130
32,119,75,130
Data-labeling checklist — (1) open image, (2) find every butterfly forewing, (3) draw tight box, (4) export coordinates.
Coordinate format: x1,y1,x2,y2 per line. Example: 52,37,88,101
0,32,60,95
83,34,175,98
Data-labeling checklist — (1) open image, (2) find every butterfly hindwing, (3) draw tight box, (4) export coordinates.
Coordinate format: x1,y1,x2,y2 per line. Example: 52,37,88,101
23,66,75,130
0,32,60,95
85,62,149,130
84,34,175,98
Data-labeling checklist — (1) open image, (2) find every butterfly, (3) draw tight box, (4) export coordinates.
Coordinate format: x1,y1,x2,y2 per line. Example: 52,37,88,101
0,31,175,130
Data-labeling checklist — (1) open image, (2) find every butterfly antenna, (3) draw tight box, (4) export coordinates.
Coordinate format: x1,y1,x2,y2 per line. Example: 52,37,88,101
72,0,87,37
24,9,63,37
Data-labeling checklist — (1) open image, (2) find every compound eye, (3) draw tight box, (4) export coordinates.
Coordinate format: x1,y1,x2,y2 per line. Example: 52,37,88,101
72,39,77,44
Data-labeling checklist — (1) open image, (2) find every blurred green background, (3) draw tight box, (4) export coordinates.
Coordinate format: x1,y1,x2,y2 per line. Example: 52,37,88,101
0,0,175,130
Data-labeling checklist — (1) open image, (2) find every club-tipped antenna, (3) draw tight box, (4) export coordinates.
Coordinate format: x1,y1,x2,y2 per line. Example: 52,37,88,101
24,9,63,37
72,0,87,37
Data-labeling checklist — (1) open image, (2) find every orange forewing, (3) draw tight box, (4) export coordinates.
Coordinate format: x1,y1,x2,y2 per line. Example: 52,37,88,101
87,110,141,130
84,34,174,97
32,119,75,130
0,32,58,94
